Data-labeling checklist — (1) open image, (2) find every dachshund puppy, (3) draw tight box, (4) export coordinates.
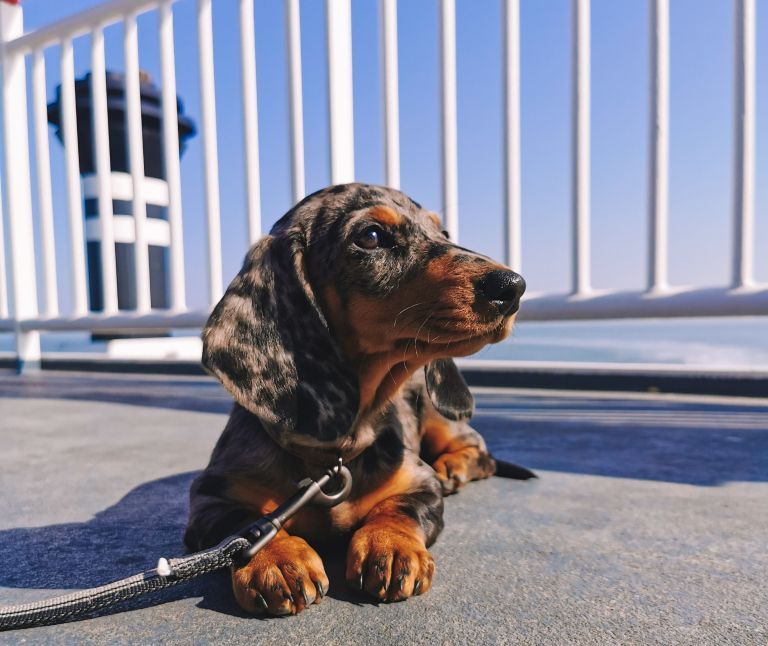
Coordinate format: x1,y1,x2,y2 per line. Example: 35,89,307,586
185,183,527,615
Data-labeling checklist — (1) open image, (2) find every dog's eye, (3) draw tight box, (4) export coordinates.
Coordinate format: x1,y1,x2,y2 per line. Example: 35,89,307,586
355,226,394,250
442,230,450,240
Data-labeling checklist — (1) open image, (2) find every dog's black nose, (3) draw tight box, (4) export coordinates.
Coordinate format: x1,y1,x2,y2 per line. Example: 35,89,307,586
477,270,526,316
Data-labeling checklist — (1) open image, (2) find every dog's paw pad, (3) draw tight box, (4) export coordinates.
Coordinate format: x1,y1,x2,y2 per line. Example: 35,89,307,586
232,535,328,616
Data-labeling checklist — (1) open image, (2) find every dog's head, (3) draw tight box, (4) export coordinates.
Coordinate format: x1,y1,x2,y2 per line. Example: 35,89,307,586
202,184,525,456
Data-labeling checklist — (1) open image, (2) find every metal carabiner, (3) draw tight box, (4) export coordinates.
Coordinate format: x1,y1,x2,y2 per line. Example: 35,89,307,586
238,463,353,562
311,464,353,507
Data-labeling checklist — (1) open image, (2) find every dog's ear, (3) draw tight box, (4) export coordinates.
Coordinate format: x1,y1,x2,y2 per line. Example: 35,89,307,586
424,359,474,421
202,234,359,442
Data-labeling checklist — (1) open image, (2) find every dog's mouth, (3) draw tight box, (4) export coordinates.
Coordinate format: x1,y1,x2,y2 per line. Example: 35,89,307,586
400,310,517,357
338,283,520,361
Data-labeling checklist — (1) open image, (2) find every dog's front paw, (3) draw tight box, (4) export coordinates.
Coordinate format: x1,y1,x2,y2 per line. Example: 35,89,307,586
231,534,328,616
432,447,496,495
346,522,435,602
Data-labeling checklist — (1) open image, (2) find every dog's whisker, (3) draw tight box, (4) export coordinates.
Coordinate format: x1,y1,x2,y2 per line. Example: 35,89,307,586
393,301,429,329
387,365,399,388
403,339,412,365
414,308,439,352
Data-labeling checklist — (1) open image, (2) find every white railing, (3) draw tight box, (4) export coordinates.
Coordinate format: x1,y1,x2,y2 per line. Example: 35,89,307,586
0,0,765,371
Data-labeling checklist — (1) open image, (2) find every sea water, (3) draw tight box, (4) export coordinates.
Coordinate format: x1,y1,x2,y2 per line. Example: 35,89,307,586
473,317,768,367
2,317,767,368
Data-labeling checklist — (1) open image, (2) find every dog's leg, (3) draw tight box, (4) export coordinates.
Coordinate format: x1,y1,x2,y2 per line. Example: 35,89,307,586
345,477,443,602
186,472,329,616
420,404,496,495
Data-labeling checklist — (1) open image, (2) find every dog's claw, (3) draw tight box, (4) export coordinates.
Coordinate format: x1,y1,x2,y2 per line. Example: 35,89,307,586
413,579,422,595
298,580,310,607
254,593,268,611
316,581,326,599
357,573,364,590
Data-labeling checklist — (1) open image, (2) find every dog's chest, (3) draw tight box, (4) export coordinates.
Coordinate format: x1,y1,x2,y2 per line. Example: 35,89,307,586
286,391,429,538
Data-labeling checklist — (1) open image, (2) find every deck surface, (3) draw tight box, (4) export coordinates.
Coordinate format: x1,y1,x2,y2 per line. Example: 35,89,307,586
0,371,767,645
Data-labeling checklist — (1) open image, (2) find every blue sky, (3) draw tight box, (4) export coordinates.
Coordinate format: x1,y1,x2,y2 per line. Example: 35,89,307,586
17,0,768,312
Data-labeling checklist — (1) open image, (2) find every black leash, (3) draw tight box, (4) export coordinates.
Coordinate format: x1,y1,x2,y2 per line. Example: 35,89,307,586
0,462,353,631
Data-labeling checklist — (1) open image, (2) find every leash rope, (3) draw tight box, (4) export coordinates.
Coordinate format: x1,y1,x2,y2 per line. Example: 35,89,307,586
0,536,250,631
0,462,353,632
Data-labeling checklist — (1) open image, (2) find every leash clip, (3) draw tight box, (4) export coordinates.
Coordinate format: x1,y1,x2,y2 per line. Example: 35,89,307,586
311,457,353,507
238,460,353,562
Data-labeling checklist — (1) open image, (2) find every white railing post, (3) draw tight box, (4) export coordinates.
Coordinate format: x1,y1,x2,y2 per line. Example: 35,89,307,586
648,0,669,292
32,48,59,316
732,0,755,289
503,0,521,271
124,11,151,312
239,0,262,244
440,0,459,242
0,184,7,319
326,0,355,185
571,0,591,296
285,0,305,202
380,0,400,189
60,37,89,316
158,0,186,311
0,2,41,371
91,24,119,314
197,0,223,305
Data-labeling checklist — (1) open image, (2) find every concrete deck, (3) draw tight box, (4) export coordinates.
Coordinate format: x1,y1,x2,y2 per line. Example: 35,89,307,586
0,371,766,645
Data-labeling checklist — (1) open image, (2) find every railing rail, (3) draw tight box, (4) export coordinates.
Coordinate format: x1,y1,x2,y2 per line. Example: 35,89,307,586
2,0,164,56
0,0,765,372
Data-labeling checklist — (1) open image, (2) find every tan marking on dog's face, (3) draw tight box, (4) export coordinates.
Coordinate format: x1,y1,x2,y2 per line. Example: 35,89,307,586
339,253,507,354
368,205,404,227
308,187,519,419
323,251,513,416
